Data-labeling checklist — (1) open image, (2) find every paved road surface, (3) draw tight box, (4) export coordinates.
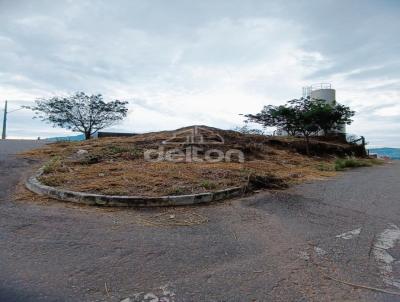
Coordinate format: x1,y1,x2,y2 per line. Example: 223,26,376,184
1,140,399,301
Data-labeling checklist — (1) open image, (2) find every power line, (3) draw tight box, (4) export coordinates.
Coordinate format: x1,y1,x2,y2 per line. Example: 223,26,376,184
7,107,24,114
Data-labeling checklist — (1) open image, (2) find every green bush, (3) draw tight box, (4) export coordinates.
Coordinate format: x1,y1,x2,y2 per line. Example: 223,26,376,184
42,156,64,174
200,180,217,190
334,158,372,171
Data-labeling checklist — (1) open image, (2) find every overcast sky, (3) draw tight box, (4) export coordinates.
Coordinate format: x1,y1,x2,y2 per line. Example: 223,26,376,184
1,0,399,147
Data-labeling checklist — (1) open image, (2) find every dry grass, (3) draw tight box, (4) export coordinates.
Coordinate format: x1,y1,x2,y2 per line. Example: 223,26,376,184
37,156,335,196
20,126,342,197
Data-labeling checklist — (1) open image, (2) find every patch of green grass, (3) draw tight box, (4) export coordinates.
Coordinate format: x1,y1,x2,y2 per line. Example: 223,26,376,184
334,158,382,171
104,145,131,154
102,145,143,159
317,163,335,171
366,158,385,165
200,180,217,190
124,147,143,159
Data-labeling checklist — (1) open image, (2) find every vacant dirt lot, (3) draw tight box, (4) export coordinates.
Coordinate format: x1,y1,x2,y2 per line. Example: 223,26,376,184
21,127,358,197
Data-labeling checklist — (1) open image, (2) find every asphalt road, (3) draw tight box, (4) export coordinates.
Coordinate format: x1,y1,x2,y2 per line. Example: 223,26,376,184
1,140,399,302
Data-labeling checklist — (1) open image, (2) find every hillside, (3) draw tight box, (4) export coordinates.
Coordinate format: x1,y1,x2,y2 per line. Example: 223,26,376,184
21,126,370,197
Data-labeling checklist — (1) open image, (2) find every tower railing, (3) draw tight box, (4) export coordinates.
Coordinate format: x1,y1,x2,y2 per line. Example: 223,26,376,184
302,83,332,97
310,83,331,90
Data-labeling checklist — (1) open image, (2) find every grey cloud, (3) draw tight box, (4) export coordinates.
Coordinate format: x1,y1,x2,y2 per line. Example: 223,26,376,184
0,0,399,146
344,64,400,81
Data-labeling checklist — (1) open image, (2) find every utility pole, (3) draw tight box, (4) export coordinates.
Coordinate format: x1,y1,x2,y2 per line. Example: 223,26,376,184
1,100,7,140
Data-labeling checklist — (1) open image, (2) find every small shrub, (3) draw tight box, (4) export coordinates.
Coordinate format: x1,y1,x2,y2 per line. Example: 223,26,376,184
200,180,217,190
334,158,372,171
42,156,65,174
38,174,66,186
80,153,102,164
167,187,185,196
122,147,143,160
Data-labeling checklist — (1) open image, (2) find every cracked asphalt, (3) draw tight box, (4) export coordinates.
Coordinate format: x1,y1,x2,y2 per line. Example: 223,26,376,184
1,140,400,301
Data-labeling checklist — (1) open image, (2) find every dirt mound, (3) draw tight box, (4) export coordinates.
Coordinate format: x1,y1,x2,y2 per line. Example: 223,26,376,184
123,125,365,158
23,125,365,161
20,125,366,197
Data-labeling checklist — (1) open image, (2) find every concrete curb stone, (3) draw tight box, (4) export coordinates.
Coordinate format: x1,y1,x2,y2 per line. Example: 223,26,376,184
25,169,245,207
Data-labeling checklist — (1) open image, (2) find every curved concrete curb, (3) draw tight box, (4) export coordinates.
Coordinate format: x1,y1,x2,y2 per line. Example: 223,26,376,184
25,169,245,207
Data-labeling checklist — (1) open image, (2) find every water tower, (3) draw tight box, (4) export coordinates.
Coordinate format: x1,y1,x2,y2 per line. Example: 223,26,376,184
302,83,345,134
302,83,335,105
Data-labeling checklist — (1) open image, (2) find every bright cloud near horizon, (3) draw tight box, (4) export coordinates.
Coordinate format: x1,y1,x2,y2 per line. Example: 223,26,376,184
0,0,399,147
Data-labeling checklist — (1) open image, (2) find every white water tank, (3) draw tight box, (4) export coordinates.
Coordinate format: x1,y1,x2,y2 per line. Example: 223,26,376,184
310,88,335,105
303,83,345,134
303,83,335,104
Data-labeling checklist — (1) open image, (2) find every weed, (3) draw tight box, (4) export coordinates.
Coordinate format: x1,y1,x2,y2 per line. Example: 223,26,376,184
334,158,381,171
38,174,66,186
104,145,131,154
317,163,335,171
167,187,185,196
200,180,217,190
42,156,65,174
80,153,102,164
79,146,143,163
367,158,385,165
121,147,143,160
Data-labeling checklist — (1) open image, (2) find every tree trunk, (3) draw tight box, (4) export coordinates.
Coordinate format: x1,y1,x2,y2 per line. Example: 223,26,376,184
84,132,91,140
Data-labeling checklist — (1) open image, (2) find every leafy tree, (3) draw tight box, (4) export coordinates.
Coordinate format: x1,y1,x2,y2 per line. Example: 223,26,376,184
27,92,128,140
244,97,355,155
233,124,265,135
310,99,355,135
244,105,299,136
286,98,321,154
